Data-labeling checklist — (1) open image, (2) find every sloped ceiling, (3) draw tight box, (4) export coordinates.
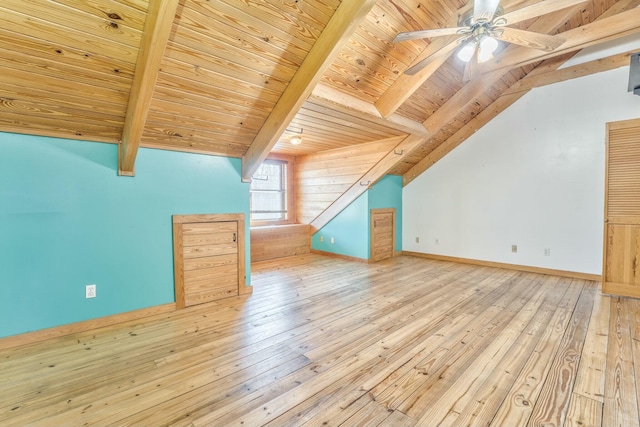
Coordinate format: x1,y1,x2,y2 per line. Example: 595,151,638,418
1,0,639,185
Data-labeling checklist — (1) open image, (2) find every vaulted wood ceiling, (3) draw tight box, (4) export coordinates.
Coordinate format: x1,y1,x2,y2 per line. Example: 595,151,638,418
1,0,639,188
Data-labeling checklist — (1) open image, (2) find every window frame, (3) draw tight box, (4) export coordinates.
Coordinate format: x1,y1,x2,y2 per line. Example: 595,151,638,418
249,154,296,226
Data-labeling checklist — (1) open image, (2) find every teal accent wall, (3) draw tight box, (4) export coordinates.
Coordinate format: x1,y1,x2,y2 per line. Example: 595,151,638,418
369,175,403,252
311,175,403,259
0,132,250,338
311,192,369,259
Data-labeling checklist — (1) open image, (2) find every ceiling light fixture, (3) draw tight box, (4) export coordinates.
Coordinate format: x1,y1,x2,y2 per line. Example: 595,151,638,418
285,126,303,145
478,36,499,62
456,35,499,63
456,41,476,62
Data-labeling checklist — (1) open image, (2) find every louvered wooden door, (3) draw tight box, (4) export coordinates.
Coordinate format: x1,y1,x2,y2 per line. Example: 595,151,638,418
603,118,640,298
173,214,247,308
370,208,395,262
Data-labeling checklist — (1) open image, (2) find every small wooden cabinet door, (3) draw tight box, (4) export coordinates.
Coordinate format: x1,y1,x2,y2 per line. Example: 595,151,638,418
370,208,395,262
173,214,247,308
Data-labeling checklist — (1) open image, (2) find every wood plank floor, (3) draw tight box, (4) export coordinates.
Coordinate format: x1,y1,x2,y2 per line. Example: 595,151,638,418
1,254,639,426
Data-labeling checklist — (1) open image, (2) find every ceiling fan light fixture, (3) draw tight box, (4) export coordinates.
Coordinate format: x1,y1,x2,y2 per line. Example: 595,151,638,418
456,41,476,62
290,135,302,145
478,36,499,62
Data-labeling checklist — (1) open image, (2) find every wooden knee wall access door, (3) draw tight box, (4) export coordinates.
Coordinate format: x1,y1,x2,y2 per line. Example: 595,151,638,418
603,118,640,298
173,214,248,308
371,208,395,262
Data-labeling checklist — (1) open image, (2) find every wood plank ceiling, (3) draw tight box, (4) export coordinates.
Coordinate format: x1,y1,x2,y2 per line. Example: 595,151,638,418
1,0,638,185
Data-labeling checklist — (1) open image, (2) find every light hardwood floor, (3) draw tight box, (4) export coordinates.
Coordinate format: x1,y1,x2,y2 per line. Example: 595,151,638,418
1,254,639,426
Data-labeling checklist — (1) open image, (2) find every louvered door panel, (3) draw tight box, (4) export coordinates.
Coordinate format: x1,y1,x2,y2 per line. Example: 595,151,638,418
603,118,640,298
607,125,640,218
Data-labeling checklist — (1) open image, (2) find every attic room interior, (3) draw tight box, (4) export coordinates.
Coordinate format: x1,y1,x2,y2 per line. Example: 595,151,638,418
2,0,640,425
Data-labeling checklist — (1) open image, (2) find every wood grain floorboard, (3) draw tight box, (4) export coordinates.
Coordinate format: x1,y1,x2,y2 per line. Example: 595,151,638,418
0,254,638,426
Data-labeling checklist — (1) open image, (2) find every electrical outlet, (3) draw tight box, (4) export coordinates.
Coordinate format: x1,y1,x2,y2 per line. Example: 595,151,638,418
86,284,96,299
511,245,518,253
320,235,324,242
330,237,335,244
415,237,419,243
435,238,439,245
544,248,550,256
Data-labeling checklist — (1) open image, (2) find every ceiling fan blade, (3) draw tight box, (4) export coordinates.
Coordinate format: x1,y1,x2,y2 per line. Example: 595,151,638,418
497,27,565,51
499,0,588,26
463,45,480,82
404,38,460,75
474,0,501,22
394,27,466,43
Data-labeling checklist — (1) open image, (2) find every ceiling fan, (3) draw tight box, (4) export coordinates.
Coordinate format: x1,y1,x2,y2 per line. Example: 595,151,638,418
394,0,583,79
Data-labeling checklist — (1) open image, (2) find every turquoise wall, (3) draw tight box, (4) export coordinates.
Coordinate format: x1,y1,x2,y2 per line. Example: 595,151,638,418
311,192,370,259
311,175,403,259
369,175,403,251
0,132,250,338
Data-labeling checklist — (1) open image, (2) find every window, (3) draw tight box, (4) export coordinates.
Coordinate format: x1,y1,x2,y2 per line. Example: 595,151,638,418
250,157,295,225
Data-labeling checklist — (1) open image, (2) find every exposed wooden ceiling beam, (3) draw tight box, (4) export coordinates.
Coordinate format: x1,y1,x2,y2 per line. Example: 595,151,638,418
311,134,425,233
373,3,468,119
241,0,377,182
402,57,576,186
402,55,573,186
505,50,635,95
403,90,524,187
310,84,429,138
118,0,179,176
481,7,640,74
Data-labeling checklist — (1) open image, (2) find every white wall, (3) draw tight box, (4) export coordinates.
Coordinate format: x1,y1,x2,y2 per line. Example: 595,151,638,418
403,66,640,275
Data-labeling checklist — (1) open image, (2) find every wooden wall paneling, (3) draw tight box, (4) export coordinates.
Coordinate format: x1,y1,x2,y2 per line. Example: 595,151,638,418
250,224,311,262
0,113,122,143
173,213,248,309
370,208,395,262
603,118,640,298
296,137,402,225
310,134,424,233
140,139,248,160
